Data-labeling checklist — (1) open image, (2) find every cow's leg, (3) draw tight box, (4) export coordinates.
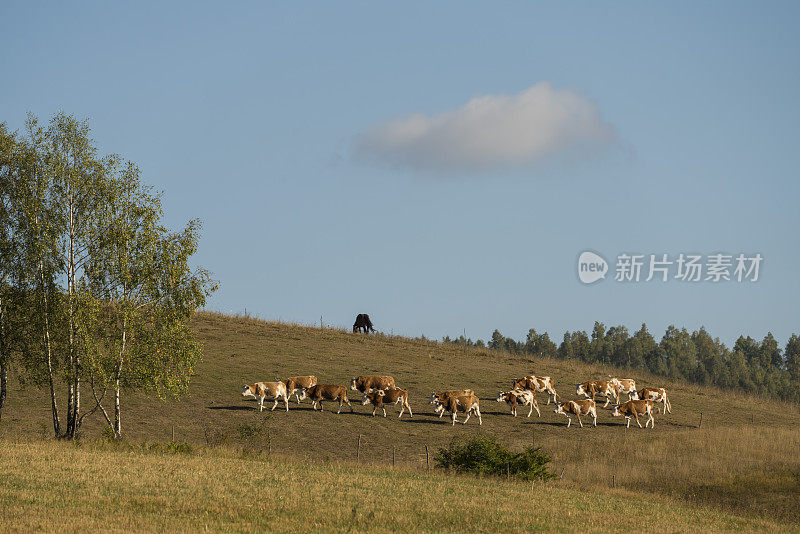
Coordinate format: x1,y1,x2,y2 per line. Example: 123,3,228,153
259,397,264,412
646,411,654,428
463,410,471,425
371,405,377,417
634,411,642,428
577,413,583,428
476,407,482,425
626,416,631,428
382,407,387,417
592,411,597,427
666,397,672,414
284,394,289,411
406,400,412,418
566,417,571,428
603,396,611,408
532,401,540,417
451,412,457,426
271,397,279,411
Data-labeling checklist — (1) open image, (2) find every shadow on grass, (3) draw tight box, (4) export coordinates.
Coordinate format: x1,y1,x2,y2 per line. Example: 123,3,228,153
207,405,254,411
401,418,452,426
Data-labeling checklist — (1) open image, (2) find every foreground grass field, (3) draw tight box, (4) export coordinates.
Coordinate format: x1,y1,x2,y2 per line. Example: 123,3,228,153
0,439,789,532
1,312,799,528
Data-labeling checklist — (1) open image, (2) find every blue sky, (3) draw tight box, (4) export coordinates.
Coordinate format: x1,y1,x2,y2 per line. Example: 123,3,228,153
2,2,798,347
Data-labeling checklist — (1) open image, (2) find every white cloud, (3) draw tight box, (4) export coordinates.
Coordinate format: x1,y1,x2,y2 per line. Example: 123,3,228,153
353,82,615,172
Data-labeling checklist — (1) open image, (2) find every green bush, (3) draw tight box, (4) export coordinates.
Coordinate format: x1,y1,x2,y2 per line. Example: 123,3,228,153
434,435,555,481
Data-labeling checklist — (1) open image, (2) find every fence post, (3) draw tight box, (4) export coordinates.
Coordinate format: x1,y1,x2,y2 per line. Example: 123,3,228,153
425,444,430,470
612,474,616,489
699,412,703,429
559,468,564,480
320,315,323,329
357,434,361,462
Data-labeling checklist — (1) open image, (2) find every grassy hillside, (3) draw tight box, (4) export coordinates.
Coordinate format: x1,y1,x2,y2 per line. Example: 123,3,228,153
1,312,799,526
0,440,789,533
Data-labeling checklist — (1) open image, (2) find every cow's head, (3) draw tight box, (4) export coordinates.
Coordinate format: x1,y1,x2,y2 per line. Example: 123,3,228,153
576,383,586,396
429,394,446,414
496,391,507,403
241,385,255,398
611,404,622,417
349,378,359,391
297,387,310,401
554,402,566,416
630,390,640,400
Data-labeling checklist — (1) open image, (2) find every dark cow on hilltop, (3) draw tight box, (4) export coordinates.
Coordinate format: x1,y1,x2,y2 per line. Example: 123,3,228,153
353,313,375,333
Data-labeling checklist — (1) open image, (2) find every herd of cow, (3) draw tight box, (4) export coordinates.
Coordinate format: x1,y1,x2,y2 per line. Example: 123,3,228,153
241,374,672,429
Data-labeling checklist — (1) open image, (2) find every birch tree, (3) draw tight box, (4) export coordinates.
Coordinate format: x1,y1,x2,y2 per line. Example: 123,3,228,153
80,161,214,438
5,111,215,438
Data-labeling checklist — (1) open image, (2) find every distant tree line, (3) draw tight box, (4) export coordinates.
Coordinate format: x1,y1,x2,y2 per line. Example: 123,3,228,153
0,113,216,439
445,322,800,402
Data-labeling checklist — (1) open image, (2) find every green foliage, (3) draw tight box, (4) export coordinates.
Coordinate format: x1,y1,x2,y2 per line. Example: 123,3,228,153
0,112,216,437
434,435,555,481
488,321,798,403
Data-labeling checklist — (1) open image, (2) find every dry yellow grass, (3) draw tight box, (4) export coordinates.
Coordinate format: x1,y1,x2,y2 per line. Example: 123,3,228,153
0,439,789,533
1,312,799,527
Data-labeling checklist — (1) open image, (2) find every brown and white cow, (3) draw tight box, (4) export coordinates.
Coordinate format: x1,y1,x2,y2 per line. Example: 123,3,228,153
608,377,637,401
241,381,289,412
496,389,540,417
512,375,558,404
611,399,654,428
299,384,353,414
429,389,474,418
633,387,671,414
283,375,318,404
431,392,482,426
361,387,413,418
350,375,396,394
576,380,620,407
553,400,597,428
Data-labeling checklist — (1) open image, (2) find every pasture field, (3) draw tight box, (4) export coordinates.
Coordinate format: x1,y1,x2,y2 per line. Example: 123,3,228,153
0,439,788,533
1,311,799,529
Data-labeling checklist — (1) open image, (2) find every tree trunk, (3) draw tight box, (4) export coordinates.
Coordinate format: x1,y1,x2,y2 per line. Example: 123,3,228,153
41,266,61,437
114,373,121,438
113,323,126,439
65,190,80,439
0,355,7,425
0,295,7,424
